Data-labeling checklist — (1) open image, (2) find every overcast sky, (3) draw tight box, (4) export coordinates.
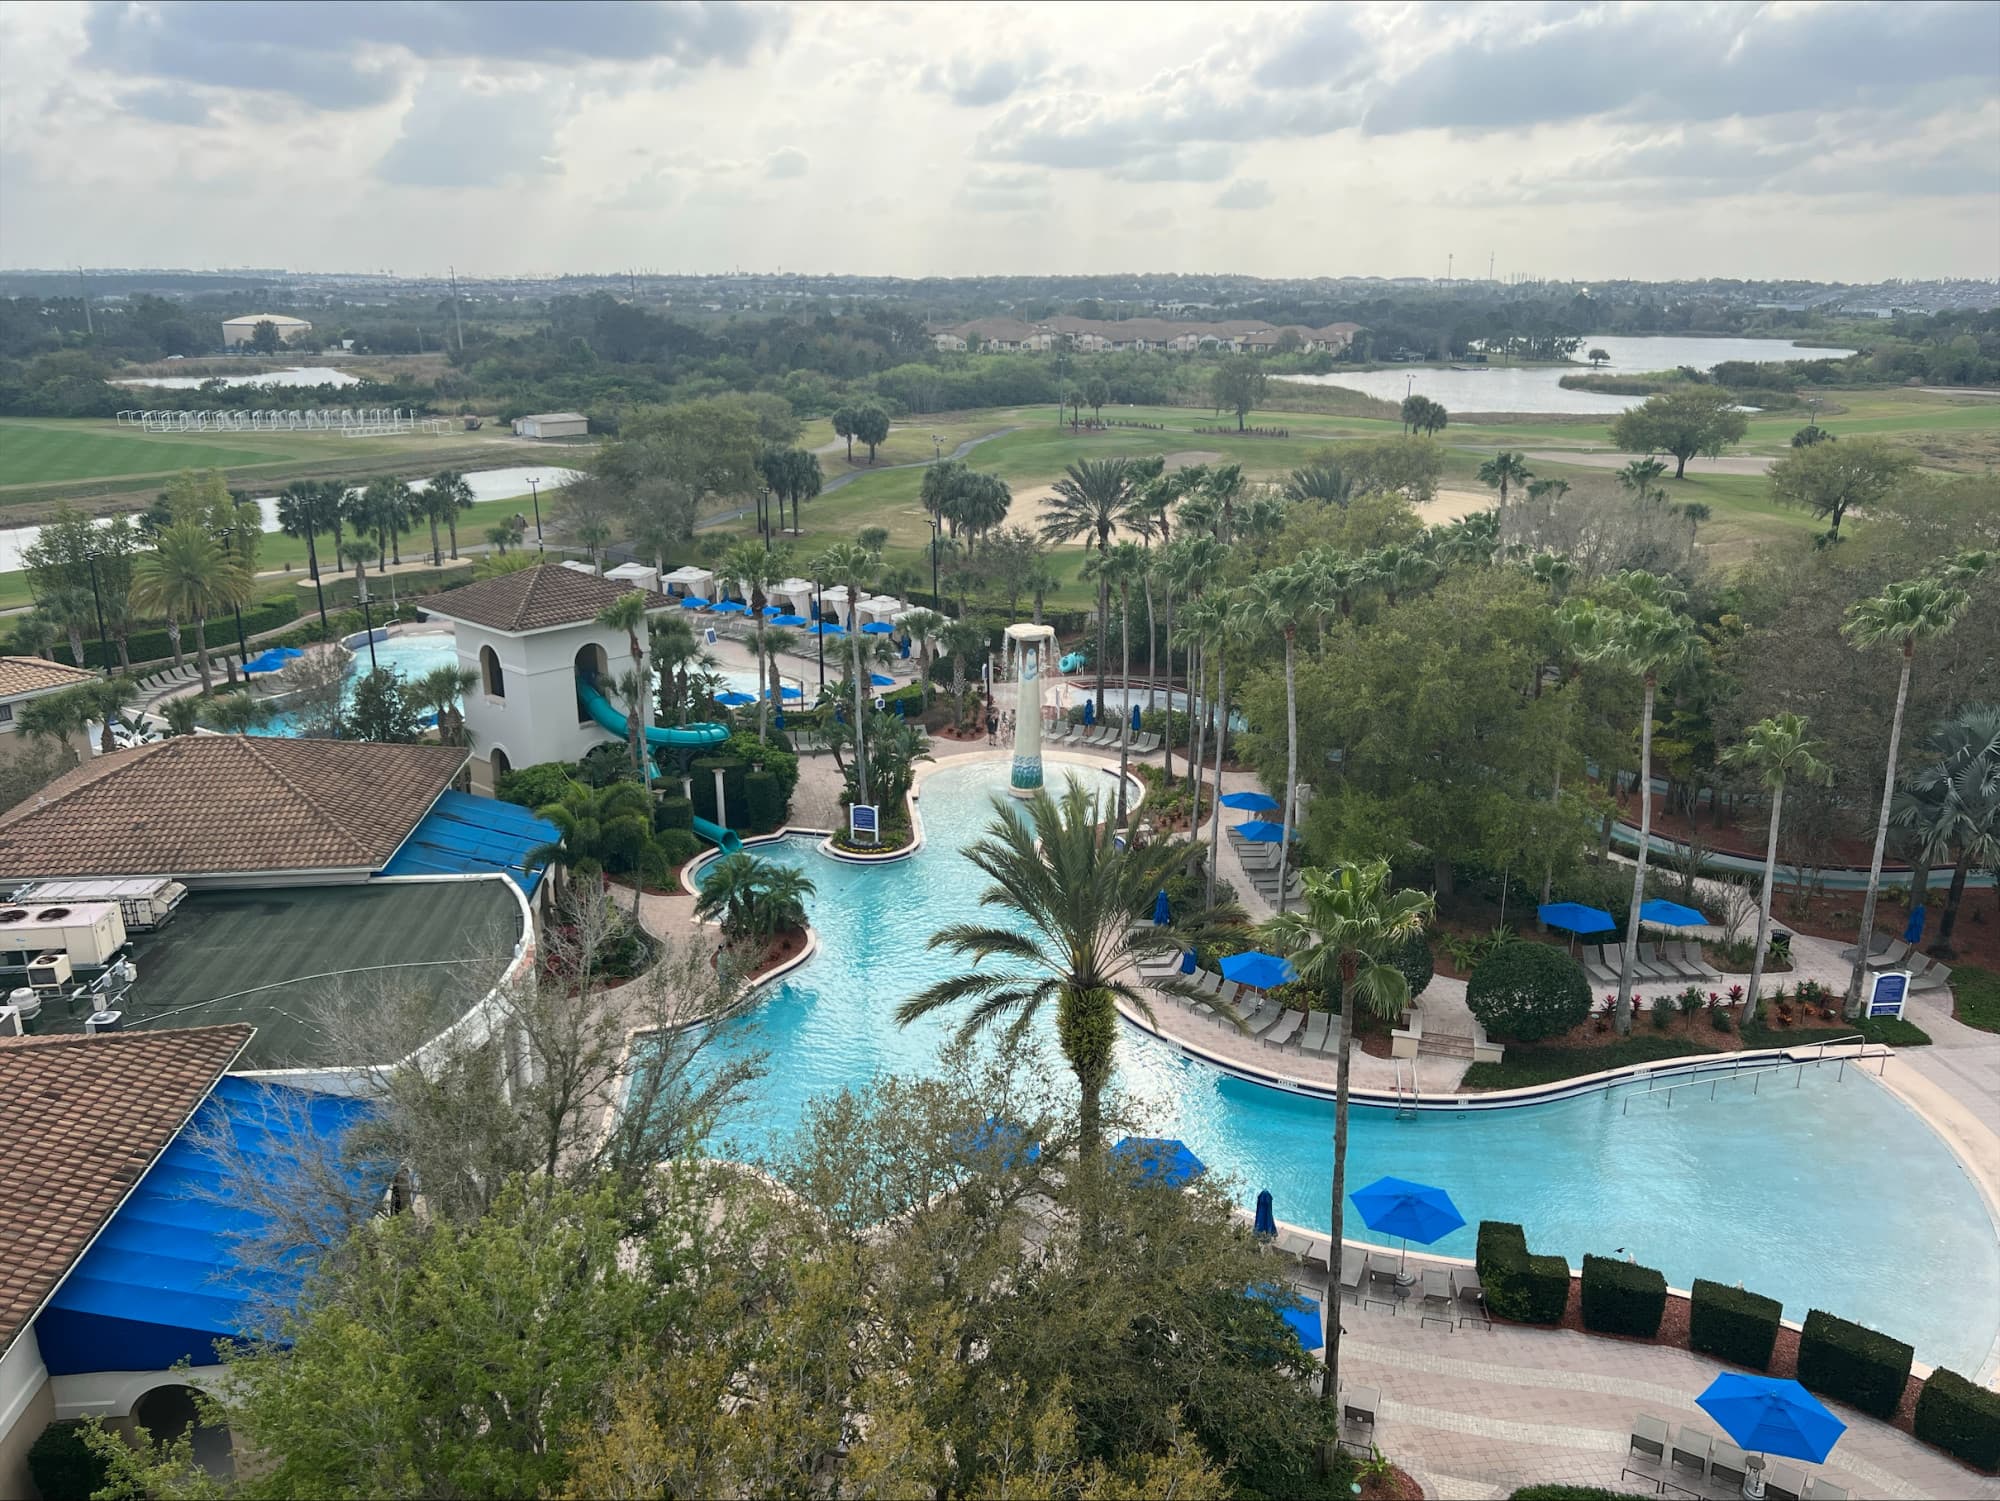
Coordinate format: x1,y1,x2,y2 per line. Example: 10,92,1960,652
2,0,1996,282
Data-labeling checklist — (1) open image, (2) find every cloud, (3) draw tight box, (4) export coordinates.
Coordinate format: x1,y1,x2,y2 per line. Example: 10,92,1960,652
1214,177,1273,211
116,85,214,126
921,48,1050,108
82,0,785,109
954,166,1051,214
375,76,568,188
764,145,808,178
981,78,1361,173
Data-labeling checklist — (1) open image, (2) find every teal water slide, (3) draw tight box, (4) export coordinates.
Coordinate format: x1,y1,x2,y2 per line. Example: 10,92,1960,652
575,679,742,854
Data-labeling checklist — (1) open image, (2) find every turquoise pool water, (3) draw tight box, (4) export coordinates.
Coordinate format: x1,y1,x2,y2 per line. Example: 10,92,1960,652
254,632,461,736
691,759,2000,1373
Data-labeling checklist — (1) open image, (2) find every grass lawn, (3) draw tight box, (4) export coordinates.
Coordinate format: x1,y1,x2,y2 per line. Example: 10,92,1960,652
0,420,290,486
1948,964,2000,1034
1460,1034,1716,1090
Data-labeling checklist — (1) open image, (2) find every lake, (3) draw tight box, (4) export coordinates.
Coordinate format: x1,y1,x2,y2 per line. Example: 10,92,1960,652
0,466,576,573
114,366,361,390
1279,334,1855,415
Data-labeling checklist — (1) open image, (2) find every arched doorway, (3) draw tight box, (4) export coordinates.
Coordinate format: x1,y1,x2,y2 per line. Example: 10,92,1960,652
132,1384,234,1479
574,642,609,723
488,746,512,782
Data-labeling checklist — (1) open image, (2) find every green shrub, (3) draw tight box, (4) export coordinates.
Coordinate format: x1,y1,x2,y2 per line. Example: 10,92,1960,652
1509,1489,1630,1500
1581,1254,1667,1337
1689,1279,1781,1371
689,756,749,829
653,795,694,833
497,761,578,811
743,770,784,832
1466,944,1591,1042
1797,1309,1913,1418
83,595,301,669
726,732,799,801
1650,995,1673,1030
27,1419,110,1501
577,743,639,787
1388,927,1435,1002
652,828,702,870
1913,1367,2000,1470
1476,1221,1570,1324
318,562,473,607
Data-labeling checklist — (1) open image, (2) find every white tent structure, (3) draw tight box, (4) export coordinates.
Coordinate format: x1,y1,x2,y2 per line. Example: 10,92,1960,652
604,562,660,592
775,577,816,617
857,596,905,627
661,565,714,600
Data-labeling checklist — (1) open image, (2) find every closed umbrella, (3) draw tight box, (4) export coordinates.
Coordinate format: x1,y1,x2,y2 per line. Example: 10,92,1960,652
1253,1188,1276,1239
1696,1374,1846,1464
1350,1176,1466,1279
1902,905,1927,945
1151,889,1171,926
1083,699,1096,726
1220,790,1281,812
1130,703,1142,732
1178,949,1197,975
1639,898,1708,929
1220,950,1297,990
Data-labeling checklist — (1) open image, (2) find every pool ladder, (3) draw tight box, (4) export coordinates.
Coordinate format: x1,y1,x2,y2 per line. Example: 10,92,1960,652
1392,1061,1420,1120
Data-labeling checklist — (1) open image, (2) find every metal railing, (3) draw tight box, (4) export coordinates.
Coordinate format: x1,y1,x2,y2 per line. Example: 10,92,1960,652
1392,1060,1420,1119
1620,1037,1890,1115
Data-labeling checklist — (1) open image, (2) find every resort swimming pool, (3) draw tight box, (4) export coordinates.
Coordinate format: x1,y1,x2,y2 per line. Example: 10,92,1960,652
690,759,2000,1374
253,631,461,736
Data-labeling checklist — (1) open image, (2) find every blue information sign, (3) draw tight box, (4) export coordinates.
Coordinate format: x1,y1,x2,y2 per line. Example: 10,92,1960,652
1867,970,1909,1019
849,803,879,845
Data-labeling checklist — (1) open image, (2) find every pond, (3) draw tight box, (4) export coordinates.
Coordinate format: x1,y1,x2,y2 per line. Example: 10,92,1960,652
113,366,362,390
1279,334,1855,415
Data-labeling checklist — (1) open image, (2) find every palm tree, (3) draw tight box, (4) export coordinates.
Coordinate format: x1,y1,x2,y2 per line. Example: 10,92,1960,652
1237,562,1326,913
77,676,136,755
1185,588,1243,911
160,695,200,738
812,541,878,805
1572,596,1704,1032
938,618,987,730
897,780,1198,1179
130,521,251,696
724,541,789,741
529,780,655,903
1040,457,1134,722
1720,715,1831,1025
1615,458,1669,507
1284,464,1351,507
1260,861,1434,1407
13,611,58,662
899,607,946,711
598,592,656,780
759,627,799,725
1893,707,2000,956
1840,575,1974,1012
36,585,92,668
360,476,414,567
1162,535,1222,795
429,470,476,560
1477,451,1533,544
1528,551,1576,602
342,537,379,596
200,690,272,737
277,479,337,630
1367,544,1434,608
16,689,92,768
1089,540,1150,825
413,664,479,747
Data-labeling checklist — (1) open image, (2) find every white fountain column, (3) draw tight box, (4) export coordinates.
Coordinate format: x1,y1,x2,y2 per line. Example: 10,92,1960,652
1005,623,1057,796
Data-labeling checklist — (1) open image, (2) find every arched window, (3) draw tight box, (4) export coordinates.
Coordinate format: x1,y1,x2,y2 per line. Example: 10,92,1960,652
480,645,505,699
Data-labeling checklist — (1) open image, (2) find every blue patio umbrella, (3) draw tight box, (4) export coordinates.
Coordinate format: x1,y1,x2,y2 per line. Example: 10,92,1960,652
711,599,748,615
810,620,845,636
1234,819,1289,843
714,691,755,707
680,595,710,609
241,646,302,674
1220,950,1297,990
870,673,896,687
1902,904,1927,945
763,685,804,700
1639,898,1709,929
1220,790,1281,812
761,604,785,618
953,1117,1042,1170
1083,699,1096,726
1151,889,1172,925
1131,703,1143,732
1253,1188,1276,1239
1111,1136,1205,1187
1696,1374,1846,1464
1248,1282,1323,1351
771,613,808,627
861,621,894,634
1538,901,1616,935
1350,1176,1466,1276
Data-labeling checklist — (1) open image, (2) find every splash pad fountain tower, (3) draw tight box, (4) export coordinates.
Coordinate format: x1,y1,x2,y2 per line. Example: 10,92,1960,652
1002,622,1058,797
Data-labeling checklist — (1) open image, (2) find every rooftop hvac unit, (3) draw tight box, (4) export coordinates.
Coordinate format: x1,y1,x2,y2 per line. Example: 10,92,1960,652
27,952,72,992
84,1010,124,1034
6,986,38,1022
0,1006,20,1037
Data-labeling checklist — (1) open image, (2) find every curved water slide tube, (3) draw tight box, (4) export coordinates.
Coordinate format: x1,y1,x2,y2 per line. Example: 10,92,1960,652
575,679,742,854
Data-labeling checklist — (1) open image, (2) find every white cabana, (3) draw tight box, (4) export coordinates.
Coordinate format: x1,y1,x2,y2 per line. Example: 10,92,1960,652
819,585,855,626
661,565,713,600
776,577,816,616
604,562,660,592
559,559,601,576
857,595,905,627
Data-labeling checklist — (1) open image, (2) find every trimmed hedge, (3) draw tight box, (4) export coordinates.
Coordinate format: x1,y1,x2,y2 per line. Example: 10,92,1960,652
1689,1279,1782,1371
27,1419,110,1501
77,595,301,669
1466,943,1592,1042
689,756,749,831
1509,1490,1628,1500
1797,1309,1913,1418
653,795,694,833
1389,927,1436,1002
743,769,784,832
316,561,473,607
1913,1367,2000,1471
496,761,579,811
1580,1254,1667,1338
1475,1221,1570,1325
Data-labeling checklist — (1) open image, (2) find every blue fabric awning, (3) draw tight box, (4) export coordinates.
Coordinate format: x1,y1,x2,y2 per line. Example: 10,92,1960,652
34,1077,389,1378
379,789,558,894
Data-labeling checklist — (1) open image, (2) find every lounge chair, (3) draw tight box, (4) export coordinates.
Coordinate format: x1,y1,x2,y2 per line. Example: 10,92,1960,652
1708,1440,1748,1490
1192,970,1221,997
1910,962,1952,992
1630,947,1678,983
1296,1012,1331,1053
1839,930,1893,961
1306,1022,1343,1057
1668,1427,1711,1480
1261,1010,1304,1048
1455,1269,1488,1327
1340,1386,1378,1430
1628,1414,1669,1466
1671,940,1722,981
1135,732,1159,754
1866,938,1914,970
1214,979,1244,1011
1656,942,1708,981
1419,1267,1453,1324
1236,1001,1275,1034
1803,1480,1847,1501
1763,1461,1806,1501
1300,1236,1333,1272
1900,952,1937,984
1273,1227,1313,1261
1338,1247,1366,1302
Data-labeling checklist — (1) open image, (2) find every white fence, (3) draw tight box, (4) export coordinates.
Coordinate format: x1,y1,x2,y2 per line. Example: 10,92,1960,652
116,408,447,435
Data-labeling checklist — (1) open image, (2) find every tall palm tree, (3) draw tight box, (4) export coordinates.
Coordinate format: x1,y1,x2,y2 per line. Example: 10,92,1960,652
74,676,137,755
342,538,379,597
1571,596,1704,1032
130,521,251,696
1367,544,1435,608
1477,450,1533,508
38,584,93,668
360,476,414,567
277,479,336,630
759,627,799,724
429,470,476,560
1186,588,1243,911
1165,536,1225,801
897,780,1197,1182
899,607,945,712
1615,458,1669,508
939,618,987,730
1840,575,1974,1012
812,541,878,805
1893,707,2000,956
1040,457,1134,721
1237,561,1327,913
1088,541,1149,824
1720,714,1831,1025
598,591,656,780
723,541,789,741
1260,861,1434,1407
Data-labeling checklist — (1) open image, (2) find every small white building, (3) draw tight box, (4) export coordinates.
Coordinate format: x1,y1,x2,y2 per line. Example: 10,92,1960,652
512,412,590,440
220,313,311,348
414,565,672,793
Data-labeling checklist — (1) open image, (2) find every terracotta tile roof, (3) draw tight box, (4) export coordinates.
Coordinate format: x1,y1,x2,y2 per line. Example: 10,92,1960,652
0,656,97,699
415,565,672,634
0,736,466,880
0,1024,251,1351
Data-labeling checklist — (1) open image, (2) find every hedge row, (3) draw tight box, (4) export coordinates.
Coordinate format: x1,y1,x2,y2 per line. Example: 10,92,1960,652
1914,1368,2000,1471
1689,1279,1782,1371
316,561,473,607
71,595,302,669
1580,1254,1666,1338
1475,1221,1569,1324
1798,1310,1913,1419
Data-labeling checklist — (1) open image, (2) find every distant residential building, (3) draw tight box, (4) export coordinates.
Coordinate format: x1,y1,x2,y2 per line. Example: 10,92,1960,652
926,315,1361,356
220,313,312,348
512,411,590,439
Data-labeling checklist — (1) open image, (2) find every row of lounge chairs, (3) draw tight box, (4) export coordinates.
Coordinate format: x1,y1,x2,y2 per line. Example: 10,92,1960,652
1046,721,1161,754
1582,940,1719,987
1133,942,1343,1058
1836,936,1954,992
1628,1414,1846,1500
133,660,222,696
1229,833,1305,906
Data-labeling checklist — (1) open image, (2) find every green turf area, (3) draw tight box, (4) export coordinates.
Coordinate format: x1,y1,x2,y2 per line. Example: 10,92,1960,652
48,880,525,1069
0,421,285,484
1947,964,2000,1035
1459,1035,1718,1090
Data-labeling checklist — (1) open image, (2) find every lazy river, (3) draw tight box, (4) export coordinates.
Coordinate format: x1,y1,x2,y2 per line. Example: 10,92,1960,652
689,758,2000,1375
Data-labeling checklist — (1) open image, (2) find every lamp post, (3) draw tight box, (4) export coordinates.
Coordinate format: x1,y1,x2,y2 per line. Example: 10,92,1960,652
812,579,825,694
931,433,942,462
526,477,544,552
929,507,941,610
85,552,112,680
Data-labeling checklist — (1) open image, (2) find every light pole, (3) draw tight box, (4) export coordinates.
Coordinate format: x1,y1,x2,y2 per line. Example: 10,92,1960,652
526,477,544,552
357,570,380,673
812,579,825,694
85,552,112,679
929,508,942,610
931,433,943,462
